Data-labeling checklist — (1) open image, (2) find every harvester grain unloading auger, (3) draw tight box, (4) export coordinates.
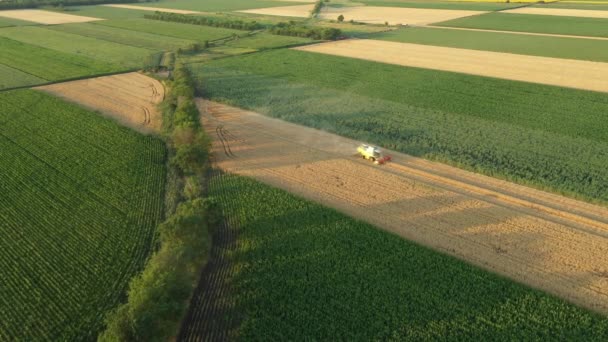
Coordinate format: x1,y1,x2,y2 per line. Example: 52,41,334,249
356,144,392,165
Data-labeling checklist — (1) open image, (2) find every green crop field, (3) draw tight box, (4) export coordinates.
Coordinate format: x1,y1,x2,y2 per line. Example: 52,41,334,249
182,172,608,339
49,23,197,51
0,63,45,90
227,33,313,50
437,12,608,38
535,3,608,10
191,49,608,203
358,0,519,10
371,27,608,62
0,26,153,68
96,19,243,42
0,16,32,27
0,37,116,82
0,90,166,341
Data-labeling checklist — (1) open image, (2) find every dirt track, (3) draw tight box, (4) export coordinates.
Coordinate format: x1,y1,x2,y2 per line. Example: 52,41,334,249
200,99,608,314
37,73,164,134
294,39,608,93
0,9,102,24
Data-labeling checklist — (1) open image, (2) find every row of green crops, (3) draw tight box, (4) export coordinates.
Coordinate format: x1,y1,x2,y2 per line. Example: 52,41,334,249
0,26,152,68
0,37,116,85
199,172,608,340
0,89,166,341
0,63,45,89
95,18,244,42
371,26,608,62
437,12,608,38
48,22,198,51
191,49,608,203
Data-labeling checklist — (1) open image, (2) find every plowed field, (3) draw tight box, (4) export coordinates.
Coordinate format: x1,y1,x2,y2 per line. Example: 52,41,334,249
37,73,164,133
294,39,608,93
200,100,608,314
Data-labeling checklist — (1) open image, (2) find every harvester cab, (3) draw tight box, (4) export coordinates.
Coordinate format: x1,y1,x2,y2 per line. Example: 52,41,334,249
357,144,392,165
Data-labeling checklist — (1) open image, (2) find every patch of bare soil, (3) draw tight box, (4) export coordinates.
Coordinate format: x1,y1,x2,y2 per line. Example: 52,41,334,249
199,99,608,314
294,39,608,93
37,72,164,134
0,9,102,24
319,6,485,25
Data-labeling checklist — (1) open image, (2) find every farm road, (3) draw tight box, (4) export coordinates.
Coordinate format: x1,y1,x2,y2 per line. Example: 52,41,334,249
199,99,608,315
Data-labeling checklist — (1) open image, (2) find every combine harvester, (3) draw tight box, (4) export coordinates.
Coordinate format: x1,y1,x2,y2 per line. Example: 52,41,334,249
357,144,391,165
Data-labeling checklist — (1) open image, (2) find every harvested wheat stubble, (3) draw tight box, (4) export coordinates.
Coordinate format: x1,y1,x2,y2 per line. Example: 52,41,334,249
319,6,484,25
294,39,608,93
200,99,608,315
37,73,164,133
238,4,316,17
103,4,204,14
504,7,608,19
0,9,102,25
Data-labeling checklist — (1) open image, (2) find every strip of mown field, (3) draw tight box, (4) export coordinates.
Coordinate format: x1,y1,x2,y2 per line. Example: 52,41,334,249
0,26,153,68
52,5,151,19
194,172,608,340
0,90,166,341
191,50,608,203
358,0,518,10
0,37,117,83
95,18,243,42
437,12,608,37
371,27,608,62
0,63,45,90
48,22,197,51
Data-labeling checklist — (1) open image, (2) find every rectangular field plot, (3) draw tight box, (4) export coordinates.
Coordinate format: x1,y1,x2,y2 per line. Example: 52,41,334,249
0,89,165,341
358,0,519,10
0,26,153,68
437,12,608,38
0,63,45,90
49,23,197,51
238,4,316,18
504,6,608,18
95,18,243,41
0,9,101,24
0,37,117,81
318,6,485,25
372,26,608,62
193,49,608,203
113,0,310,12
294,39,608,93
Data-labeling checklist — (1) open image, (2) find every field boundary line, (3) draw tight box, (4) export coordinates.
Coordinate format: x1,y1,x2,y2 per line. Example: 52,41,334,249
426,24,608,40
0,69,138,93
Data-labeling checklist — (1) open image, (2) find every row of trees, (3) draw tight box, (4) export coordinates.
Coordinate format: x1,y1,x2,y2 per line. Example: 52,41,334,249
144,12,264,31
145,11,343,41
100,64,217,341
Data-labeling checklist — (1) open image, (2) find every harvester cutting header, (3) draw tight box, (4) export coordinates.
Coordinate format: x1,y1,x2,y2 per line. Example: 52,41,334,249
357,144,392,165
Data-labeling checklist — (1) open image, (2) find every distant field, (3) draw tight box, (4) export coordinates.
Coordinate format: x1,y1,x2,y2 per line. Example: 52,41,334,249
358,0,518,10
372,27,608,62
437,12,608,37
0,16,32,27
123,0,314,11
536,2,608,10
0,90,166,341
0,26,152,68
49,5,150,19
0,37,117,82
96,19,243,42
181,172,608,340
0,63,45,90
49,23,197,51
227,33,313,50
191,50,608,203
